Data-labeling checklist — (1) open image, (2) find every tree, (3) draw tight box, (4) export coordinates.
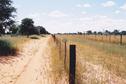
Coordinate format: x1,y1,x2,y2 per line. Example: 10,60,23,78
93,31,97,35
121,31,126,35
77,32,82,35
20,18,34,36
0,0,16,35
10,24,19,34
104,30,111,35
36,26,49,34
97,32,103,35
86,30,92,35
29,27,40,35
112,30,120,35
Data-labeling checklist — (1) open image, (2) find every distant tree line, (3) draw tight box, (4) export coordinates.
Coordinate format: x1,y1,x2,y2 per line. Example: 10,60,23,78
69,30,126,35
85,30,126,35
57,30,126,35
0,0,49,36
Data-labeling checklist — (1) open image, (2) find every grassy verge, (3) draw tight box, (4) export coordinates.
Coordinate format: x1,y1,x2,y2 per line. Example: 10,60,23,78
0,35,30,56
48,36,69,83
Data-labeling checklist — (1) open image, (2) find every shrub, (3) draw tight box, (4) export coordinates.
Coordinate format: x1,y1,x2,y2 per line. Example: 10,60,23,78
0,40,17,56
30,36,39,39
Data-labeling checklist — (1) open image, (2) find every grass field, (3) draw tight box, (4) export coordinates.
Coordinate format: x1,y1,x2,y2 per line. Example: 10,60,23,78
56,35,126,84
62,35,126,44
48,36,69,83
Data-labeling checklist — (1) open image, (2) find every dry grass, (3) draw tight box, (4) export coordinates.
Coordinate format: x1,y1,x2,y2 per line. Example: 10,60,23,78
59,35,126,44
56,35,126,84
0,35,30,56
47,36,69,84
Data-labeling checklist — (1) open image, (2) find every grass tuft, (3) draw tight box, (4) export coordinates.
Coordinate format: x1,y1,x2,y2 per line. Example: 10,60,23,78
30,36,39,39
0,40,18,56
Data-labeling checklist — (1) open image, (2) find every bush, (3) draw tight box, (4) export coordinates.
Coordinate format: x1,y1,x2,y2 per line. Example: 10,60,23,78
30,36,39,39
0,40,17,56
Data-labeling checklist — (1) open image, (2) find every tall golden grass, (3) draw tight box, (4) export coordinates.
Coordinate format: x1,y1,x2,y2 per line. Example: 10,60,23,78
56,35,126,83
61,35,126,44
48,36,69,83
0,35,30,56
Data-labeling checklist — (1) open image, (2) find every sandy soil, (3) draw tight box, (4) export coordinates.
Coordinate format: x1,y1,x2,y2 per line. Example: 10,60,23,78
0,36,68,84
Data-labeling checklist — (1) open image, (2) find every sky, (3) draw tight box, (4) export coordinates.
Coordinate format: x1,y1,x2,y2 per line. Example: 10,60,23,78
13,0,126,33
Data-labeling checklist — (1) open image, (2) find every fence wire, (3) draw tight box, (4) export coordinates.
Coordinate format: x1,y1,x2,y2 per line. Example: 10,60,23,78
54,34,126,84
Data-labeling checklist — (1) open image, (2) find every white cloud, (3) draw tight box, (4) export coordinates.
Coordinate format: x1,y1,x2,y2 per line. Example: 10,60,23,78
120,4,126,10
48,10,67,18
83,4,91,8
74,15,126,32
115,10,120,14
45,14,126,33
41,14,126,33
94,15,108,19
102,1,115,7
76,3,92,8
79,17,92,21
82,11,87,15
16,12,126,33
76,4,82,7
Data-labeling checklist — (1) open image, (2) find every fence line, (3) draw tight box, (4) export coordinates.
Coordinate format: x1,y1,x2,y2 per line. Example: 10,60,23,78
52,34,126,84
53,35,76,84
69,34,126,45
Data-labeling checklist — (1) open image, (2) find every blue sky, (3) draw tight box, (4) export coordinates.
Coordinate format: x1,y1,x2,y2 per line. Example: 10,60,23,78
13,0,126,33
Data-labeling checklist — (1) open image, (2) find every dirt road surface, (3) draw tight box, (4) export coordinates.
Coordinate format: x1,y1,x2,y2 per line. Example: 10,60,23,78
0,36,68,84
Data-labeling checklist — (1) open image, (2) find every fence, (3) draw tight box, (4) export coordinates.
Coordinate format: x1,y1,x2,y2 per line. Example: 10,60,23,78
83,34,126,45
52,35,70,72
52,34,126,84
52,35,76,84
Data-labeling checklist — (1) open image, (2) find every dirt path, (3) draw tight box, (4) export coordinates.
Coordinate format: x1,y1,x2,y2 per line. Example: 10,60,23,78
14,38,49,84
0,36,68,84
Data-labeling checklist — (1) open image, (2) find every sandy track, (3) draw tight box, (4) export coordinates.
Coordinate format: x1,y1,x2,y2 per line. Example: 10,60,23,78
14,38,49,84
0,38,41,84
0,36,68,84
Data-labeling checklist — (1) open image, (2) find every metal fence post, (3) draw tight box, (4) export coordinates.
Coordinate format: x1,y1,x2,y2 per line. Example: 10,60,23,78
69,45,76,84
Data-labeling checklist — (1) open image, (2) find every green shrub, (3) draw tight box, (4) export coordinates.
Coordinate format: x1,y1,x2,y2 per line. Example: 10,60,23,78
30,36,39,39
0,40,17,56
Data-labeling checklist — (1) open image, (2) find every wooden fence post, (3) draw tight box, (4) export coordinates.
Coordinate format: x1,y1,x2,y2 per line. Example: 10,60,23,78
95,34,96,40
120,34,123,45
69,45,76,84
109,35,111,43
59,39,61,57
64,40,67,66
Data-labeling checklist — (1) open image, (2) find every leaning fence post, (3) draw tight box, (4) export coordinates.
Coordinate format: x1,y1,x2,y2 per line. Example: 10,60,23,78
64,39,67,67
59,39,62,57
109,35,111,43
120,34,123,45
69,45,76,84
